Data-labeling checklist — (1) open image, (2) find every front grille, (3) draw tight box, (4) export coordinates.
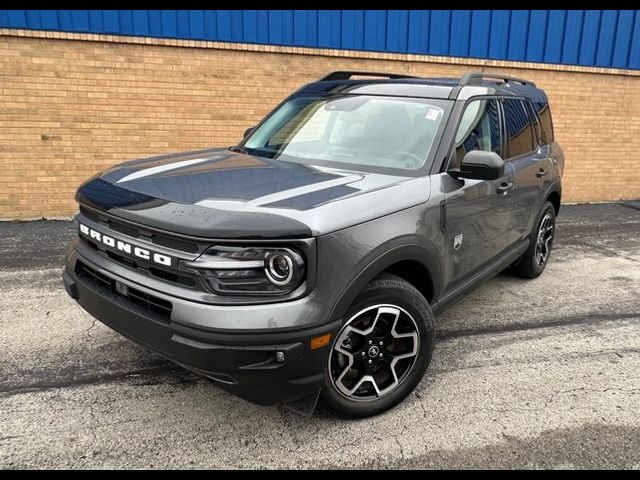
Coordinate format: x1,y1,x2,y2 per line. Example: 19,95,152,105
79,206,200,254
79,234,196,288
101,246,196,288
108,220,139,239
77,206,204,293
76,260,173,323
151,234,199,254
80,206,101,224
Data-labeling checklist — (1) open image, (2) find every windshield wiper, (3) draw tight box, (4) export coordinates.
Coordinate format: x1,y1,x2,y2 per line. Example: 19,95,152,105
229,145,247,154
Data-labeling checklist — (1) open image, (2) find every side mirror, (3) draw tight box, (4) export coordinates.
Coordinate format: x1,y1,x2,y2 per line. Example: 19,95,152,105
243,126,256,138
449,150,504,181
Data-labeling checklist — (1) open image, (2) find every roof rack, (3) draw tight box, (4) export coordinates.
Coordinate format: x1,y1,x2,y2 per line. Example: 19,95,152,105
459,72,536,88
319,71,417,82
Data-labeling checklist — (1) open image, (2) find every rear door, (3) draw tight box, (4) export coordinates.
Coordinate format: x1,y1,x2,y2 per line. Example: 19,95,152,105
442,98,517,286
502,98,549,238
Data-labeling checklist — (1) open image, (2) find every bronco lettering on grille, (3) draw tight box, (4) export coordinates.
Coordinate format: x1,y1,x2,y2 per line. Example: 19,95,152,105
79,223,172,267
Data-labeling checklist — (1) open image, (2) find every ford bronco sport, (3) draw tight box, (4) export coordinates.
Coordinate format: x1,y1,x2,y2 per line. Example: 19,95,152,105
63,71,563,417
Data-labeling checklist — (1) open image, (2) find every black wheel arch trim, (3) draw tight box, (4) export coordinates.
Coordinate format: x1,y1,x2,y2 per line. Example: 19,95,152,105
329,238,442,322
543,180,562,213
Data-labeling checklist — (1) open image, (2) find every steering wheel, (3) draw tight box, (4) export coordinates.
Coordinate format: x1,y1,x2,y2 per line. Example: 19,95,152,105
390,151,423,169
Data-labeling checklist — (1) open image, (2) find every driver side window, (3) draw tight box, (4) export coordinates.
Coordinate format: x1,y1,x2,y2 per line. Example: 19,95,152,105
453,99,501,168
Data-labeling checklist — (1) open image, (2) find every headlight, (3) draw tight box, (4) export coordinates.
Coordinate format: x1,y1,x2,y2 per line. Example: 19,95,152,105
265,253,294,286
184,246,305,295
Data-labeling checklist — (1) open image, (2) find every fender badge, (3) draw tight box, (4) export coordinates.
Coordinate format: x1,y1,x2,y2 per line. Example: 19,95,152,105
453,234,463,250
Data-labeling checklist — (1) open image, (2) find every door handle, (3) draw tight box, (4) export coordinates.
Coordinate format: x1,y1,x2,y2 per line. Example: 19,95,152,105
536,168,548,178
497,182,514,195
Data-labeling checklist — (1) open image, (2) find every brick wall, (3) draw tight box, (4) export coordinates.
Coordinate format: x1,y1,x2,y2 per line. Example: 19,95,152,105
1,30,639,219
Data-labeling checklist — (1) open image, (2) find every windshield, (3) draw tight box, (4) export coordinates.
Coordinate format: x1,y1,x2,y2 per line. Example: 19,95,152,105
243,94,450,173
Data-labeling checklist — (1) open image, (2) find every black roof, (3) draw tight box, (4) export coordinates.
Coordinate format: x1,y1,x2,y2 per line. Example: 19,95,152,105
298,71,548,103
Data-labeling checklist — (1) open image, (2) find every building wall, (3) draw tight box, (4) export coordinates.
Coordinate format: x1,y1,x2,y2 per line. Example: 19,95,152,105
2,10,640,70
1,29,640,219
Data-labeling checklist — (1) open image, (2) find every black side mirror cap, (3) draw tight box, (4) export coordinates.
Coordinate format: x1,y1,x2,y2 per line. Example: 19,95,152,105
449,150,505,181
243,126,256,138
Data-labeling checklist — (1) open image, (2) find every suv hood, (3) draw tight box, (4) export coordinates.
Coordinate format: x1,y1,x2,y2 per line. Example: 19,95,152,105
77,148,431,238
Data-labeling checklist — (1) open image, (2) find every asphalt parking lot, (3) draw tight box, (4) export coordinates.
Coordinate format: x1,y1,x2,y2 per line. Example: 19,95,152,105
1,202,639,469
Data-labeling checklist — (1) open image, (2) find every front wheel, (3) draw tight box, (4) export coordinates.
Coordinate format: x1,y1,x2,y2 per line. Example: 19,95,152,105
320,273,434,417
513,201,556,279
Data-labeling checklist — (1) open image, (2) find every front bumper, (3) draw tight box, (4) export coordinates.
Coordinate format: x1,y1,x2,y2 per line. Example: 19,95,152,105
63,254,340,406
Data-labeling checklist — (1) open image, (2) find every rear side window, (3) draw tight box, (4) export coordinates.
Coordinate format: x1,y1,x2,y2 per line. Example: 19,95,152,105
502,99,535,158
453,99,501,167
533,101,554,144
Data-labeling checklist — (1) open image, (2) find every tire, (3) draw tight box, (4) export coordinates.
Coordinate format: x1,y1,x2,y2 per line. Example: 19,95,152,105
513,201,556,279
320,273,434,418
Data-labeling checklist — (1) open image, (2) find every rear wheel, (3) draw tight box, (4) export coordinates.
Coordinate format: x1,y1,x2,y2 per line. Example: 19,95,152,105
321,273,434,417
513,201,556,279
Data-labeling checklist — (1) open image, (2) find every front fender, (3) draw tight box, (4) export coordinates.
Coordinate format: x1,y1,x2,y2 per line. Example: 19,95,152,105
314,199,444,324
327,237,443,321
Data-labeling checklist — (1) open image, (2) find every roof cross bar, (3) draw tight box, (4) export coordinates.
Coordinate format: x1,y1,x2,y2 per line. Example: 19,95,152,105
459,72,536,88
319,71,417,82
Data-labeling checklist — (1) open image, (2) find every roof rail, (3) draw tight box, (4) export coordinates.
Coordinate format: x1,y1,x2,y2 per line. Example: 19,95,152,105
459,72,536,88
319,71,417,82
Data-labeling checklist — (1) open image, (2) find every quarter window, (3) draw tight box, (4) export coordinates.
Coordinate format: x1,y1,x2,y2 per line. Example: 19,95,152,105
454,99,501,167
503,99,535,158
525,101,542,146
533,101,554,144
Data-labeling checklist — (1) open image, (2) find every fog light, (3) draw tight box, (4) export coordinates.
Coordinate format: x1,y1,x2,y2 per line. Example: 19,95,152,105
275,351,286,363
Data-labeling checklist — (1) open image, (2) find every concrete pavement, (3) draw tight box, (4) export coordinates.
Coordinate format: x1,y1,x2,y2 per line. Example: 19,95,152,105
0,202,639,469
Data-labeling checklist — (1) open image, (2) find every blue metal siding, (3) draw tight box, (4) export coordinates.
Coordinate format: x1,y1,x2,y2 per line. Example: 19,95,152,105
1,9,639,69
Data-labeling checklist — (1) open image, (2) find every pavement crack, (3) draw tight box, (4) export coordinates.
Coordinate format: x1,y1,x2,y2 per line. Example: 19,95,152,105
85,319,98,338
437,312,640,341
394,436,405,460
414,391,429,419
79,309,99,338
394,425,409,460
541,386,640,410
0,364,181,396
81,400,99,460
469,386,640,417
429,347,640,378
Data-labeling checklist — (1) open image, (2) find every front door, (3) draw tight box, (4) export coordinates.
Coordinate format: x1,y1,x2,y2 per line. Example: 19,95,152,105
442,98,517,286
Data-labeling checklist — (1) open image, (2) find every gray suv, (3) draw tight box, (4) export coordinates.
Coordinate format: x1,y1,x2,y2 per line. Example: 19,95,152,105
63,71,563,417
